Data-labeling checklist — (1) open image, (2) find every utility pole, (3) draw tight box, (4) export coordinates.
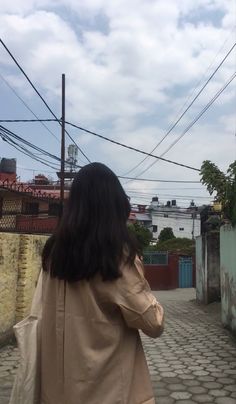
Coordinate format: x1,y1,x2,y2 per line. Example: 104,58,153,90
60,73,65,208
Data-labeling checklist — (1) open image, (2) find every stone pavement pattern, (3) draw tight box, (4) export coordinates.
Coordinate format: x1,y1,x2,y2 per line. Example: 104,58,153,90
143,289,236,404
0,288,236,404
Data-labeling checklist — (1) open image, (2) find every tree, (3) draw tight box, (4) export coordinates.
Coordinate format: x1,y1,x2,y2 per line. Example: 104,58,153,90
156,237,195,255
128,222,152,250
158,227,175,242
201,160,236,226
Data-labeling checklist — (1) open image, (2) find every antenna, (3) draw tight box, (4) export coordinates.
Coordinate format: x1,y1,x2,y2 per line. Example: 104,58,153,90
67,144,78,172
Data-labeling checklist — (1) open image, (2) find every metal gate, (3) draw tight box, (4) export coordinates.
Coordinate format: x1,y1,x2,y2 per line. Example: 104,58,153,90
179,257,193,288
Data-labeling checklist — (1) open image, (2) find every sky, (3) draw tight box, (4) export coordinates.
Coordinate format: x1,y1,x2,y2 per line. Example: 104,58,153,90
0,0,235,207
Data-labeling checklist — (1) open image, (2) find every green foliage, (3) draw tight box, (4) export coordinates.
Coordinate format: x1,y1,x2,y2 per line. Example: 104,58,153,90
156,237,195,255
128,222,152,250
158,227,175,242
201,160,236,226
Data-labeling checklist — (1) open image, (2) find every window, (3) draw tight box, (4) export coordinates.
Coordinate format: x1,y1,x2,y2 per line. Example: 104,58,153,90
179,227,184,231
22,202,39,215
49,203,61,216
143,251,168,266
152,225,157,233
164,214,168,218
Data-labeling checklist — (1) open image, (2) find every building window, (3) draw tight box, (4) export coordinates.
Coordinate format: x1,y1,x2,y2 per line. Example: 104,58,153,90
152,225,157,233
179,227,184,231
164,214,168,218
49,203,61,216
22,202,39,215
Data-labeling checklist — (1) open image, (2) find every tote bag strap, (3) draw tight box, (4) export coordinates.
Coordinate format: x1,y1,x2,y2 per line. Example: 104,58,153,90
56,279,66,388
30,269,43,317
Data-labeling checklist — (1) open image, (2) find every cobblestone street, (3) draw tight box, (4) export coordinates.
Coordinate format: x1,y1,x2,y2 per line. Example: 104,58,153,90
1,289,236,404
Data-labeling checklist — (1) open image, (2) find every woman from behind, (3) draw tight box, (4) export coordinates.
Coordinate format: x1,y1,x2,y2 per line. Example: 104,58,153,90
41,162,164,404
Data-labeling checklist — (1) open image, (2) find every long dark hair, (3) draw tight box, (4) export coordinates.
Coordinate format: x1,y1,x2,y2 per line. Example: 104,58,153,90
42,162,139,282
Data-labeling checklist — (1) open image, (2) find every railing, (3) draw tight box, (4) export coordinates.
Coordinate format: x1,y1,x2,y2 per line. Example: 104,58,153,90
143,251,168,266
0,198,59,234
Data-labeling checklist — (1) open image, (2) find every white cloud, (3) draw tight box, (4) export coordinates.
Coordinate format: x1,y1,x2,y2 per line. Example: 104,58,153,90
0,0,235,191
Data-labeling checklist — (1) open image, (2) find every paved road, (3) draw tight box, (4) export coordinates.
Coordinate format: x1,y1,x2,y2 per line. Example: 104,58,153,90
1,289,236,404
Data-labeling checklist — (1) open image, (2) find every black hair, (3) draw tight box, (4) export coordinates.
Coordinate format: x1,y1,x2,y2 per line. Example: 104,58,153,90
42,162,139,282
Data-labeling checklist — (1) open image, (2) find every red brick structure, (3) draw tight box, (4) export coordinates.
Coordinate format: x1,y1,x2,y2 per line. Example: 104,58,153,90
144,254,196,290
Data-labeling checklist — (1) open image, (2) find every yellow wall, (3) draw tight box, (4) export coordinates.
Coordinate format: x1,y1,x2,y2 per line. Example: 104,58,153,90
0,233,48,344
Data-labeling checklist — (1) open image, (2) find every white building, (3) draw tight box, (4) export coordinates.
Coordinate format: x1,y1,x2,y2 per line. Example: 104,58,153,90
149,197,201,240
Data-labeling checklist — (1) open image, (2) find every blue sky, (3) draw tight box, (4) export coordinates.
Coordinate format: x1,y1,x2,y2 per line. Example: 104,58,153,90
0,0,235,206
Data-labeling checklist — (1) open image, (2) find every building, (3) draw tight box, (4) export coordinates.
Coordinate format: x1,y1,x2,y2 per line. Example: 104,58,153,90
0,159,61,233
129,204,152,230
0,158,17,182
28,174,70,199
149,197,201,240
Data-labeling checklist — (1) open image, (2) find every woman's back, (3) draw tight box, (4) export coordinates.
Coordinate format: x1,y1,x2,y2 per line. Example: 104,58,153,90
41,258,163,404
41,163,164,404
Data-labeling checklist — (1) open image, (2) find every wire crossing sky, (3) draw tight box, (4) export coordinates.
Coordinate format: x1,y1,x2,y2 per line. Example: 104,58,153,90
0,0,235,205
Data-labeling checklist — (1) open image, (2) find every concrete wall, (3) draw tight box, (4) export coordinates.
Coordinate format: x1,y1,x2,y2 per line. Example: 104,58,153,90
196,232,220,304
220,225,236,335
151,212,201,240
0,233,20,344
196,235,205,302
207,232,220,302
0,233,48,345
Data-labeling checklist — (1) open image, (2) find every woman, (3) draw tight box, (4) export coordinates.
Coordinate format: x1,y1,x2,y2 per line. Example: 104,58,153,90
41,162,164,404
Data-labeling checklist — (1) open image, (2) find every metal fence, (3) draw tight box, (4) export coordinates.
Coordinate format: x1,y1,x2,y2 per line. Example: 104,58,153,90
143,251,168,266
0,198,59,234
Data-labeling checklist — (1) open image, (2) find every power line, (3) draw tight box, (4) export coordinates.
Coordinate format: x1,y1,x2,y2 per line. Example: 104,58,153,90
65,121,200,172
130,70,236,180
126,191,212,199
1,136,59,171
0,119,56,123
119,176,200,183
18,166,57,174
123,40,236,176
125,187,204,191
0,125,201,181
0,72,60,143
0,125,83,171
0,124,201,182
128,192,211,199
0,118,199,171
0,38,91,164
0,125,62,164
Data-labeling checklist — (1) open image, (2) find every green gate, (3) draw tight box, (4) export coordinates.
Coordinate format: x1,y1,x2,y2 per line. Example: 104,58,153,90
179,257,193,288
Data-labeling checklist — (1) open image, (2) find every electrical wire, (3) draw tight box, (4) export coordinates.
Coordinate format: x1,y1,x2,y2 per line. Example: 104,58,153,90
119,176,200,183
1,118,199,171
64,121,200,172
129,70,236,180
123,40,236,176
0,72,60,143
0,39,91,163
0,125,83,171
1,135,59,171
0,124,201,183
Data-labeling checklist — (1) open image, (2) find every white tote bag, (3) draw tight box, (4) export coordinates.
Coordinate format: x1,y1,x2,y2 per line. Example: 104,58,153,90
9,270,42,404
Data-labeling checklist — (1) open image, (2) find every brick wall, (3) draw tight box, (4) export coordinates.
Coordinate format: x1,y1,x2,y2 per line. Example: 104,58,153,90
144,254,179,290
0,233,48,345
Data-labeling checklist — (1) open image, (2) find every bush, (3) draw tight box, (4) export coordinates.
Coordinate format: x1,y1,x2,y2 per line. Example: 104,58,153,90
158,227,175,242
156,237,195,255
128,222,152,250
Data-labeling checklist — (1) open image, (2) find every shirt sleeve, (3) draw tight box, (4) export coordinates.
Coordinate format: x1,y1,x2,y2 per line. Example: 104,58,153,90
115,257,164,338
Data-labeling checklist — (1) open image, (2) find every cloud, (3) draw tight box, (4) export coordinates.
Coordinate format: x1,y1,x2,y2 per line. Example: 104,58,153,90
0,0,235,190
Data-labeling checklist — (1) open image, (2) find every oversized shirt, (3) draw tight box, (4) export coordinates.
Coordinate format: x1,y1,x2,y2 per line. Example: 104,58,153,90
41,257,164,404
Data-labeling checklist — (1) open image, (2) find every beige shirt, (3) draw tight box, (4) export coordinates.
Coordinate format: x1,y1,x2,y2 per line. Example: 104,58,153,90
41,258,164,404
